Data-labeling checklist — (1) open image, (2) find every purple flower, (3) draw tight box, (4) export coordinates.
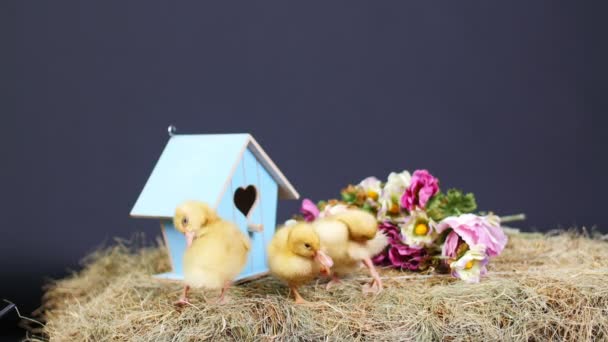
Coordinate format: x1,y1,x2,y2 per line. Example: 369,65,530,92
300,198,319,222
378,221,402,243
401,169,439,211
373,221,427,271
437,214,507,257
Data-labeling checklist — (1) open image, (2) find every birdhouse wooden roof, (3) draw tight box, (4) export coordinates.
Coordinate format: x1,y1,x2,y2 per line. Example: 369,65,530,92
130,133,299,219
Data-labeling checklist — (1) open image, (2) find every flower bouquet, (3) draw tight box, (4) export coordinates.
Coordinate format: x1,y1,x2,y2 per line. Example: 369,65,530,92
296,169,516,283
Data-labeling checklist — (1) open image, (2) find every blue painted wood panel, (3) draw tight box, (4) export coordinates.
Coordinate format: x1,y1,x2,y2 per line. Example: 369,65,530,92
155,219,187,280
131,134,249,218
228,152,254,278
243,149,266,273
259,159,278,269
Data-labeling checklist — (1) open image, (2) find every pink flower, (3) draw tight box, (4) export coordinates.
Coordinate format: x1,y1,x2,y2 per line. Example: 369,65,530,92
437,214,507,257
401,170,439,211
372,222,428,271
300,198,319,222
442,231,460,258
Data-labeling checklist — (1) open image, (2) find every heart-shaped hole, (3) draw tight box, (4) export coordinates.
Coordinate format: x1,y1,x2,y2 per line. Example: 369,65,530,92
234,185,258,217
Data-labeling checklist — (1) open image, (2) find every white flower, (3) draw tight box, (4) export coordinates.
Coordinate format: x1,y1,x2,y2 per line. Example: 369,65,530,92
284,219,298,227
450,244,488,283
400,209,436,247
383,170,411,198
358,177,382,201
319,203,349,219
377,170,411,218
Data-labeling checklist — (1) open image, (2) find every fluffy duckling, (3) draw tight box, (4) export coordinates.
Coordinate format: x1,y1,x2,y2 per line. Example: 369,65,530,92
173,200,251,305
267,222,333,304
313,208,388,293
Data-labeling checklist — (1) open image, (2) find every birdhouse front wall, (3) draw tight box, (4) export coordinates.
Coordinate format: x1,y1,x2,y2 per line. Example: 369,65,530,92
158,147,278,281
216,148,278,280
161,219,186,278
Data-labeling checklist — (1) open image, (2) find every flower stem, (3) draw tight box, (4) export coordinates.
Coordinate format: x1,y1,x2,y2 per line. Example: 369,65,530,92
500,213,526,223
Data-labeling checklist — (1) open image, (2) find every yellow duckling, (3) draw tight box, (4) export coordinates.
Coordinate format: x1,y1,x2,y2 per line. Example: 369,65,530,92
267,222,333,304
313,208,388,293
173,200,251,305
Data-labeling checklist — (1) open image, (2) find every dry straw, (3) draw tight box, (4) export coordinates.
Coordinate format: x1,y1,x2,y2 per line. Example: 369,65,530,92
27,230,608,341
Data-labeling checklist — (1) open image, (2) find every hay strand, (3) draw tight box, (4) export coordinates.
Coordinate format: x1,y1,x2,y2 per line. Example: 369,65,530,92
31,231,608,341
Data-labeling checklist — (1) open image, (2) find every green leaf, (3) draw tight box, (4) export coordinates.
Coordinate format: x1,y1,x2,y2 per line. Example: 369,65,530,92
426,193,445,221
362,202,374,213
341,192,356,203
426,188,477,221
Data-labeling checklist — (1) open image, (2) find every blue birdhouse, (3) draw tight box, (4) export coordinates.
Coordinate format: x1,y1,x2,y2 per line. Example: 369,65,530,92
130,132,299,281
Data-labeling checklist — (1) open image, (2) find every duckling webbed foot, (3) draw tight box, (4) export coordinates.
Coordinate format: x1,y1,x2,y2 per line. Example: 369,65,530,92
290,285,308,304
175,298,191,306
216,281,231,304
325,275,342,290
175,286,191,306
362,258,383,294
362,280,381,294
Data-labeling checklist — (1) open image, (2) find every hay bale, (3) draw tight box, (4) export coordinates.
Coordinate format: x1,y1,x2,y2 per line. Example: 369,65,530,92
31,232,608,341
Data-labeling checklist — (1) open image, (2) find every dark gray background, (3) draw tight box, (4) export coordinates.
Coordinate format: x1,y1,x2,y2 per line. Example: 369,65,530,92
2,1,607,339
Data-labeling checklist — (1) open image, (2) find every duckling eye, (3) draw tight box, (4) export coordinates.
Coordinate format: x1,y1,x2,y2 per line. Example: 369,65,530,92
182,217,189,226
304,243,311,249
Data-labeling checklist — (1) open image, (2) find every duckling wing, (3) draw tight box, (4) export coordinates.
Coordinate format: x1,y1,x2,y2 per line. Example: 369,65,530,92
238,228,251,252
313,219,354,268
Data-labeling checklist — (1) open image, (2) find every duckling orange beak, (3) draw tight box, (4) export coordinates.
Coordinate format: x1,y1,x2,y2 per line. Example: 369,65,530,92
185,231,195,248
314,250,333,275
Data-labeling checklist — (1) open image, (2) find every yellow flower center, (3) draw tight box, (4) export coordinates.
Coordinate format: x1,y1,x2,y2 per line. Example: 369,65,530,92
464,260,474,270
414,223,429,236
367,190,379,201
389,203,400,214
